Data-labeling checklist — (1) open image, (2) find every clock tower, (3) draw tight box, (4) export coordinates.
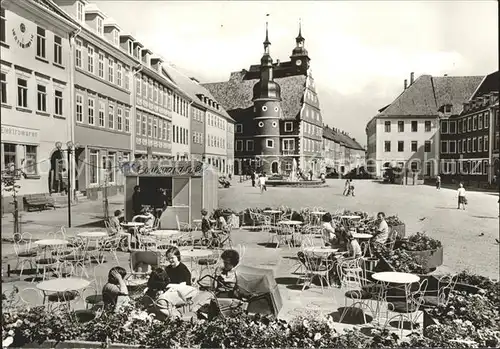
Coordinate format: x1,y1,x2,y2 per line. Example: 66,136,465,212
252,22,282,174
290,20,310,73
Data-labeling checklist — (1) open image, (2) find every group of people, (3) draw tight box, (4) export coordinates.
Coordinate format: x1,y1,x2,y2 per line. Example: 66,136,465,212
132,185,169,218
250,171,268,193
200,208,232,248
102,247,242,319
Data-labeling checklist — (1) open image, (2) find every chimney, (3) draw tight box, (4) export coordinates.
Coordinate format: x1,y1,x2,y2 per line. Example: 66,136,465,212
276,59,280,66
410,72,414,85
404,79,407,90
150,57,163,71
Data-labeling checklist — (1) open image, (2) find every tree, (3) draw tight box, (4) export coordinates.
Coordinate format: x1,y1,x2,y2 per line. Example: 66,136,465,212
1,166,27,236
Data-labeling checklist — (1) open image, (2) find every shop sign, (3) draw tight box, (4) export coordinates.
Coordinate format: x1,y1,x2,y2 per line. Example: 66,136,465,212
1,125,40,143
119,160,206,177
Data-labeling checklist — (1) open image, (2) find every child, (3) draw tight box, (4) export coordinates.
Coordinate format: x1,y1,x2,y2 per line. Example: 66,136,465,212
102,266,129,312
201,209,211,240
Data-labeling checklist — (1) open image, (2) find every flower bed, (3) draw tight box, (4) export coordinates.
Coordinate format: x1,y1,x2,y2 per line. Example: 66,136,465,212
397,232,443,272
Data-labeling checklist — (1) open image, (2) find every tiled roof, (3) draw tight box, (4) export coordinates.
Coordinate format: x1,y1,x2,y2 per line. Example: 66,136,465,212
203,70,306,120
162,64,233,121
322,126,364,151
377,75,483,117
470,71,500,99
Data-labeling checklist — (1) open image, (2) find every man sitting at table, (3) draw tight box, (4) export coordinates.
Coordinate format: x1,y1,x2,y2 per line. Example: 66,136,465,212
108,210,124,237
370,212,389,245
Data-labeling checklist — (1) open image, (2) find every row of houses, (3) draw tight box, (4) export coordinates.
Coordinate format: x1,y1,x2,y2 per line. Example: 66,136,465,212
1,0,235,207
366,71,499,187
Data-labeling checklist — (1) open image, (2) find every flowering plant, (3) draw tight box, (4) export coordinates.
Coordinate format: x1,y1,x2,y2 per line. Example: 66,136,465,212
385,215,404,226
401,232,442,251
373,244,427,274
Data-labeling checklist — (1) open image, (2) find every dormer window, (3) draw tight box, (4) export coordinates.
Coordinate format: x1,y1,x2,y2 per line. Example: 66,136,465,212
128,41,133,55
77,1,84,22
113,30,119,45
97,17,103,36
444,105,452,114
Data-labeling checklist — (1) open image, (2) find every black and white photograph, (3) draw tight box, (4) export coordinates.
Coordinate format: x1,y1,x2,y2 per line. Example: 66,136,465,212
1,0,499,347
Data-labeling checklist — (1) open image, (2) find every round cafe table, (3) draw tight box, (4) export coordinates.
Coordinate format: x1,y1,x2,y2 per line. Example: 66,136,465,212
180,249,214,275
34,239,69,247
37,277,91,306
352,232,373,255
303,247,339,254
77,232,108,239
263,210,281,225
277,220,303,225
310,211,326,226
121,222,145,228
352,233,373,240
372,272,420,284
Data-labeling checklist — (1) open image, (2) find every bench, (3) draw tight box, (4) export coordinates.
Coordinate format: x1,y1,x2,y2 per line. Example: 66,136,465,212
23,193,55,212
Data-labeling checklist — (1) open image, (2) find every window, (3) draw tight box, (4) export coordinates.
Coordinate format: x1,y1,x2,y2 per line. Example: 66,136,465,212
398,121,404,132
24,145,37,175
54,36,62,65
283,139,295,151
142,77,147,99
467,117,471,131
398,141,404,152
108,105,114,129
105,153,115,183
441,141,448,154
108,59,114,83
236,140,243,151
266,139,274,148
166,122,171,141
384,121,391,132
153,118,157,138
136,76,141,96
116,107,122,131
136,113,141,134
149,81,153,101
0,8,5,43
148,117,152,137
124,109,130,132
473,115,477,131
467,138,471,153
37,85,46,112
87,45,94,73
17,78,28,108
75,39,82,68
384,141,391,152
116,64,122,87
478,114,483,130
89,150,98,184
424,141,431,152
165,122,169,141
410,161,418,172
0,72,6,104
411,121,418,132
472,137,477,152
441,121,448,134
236,124,243,133
124,67,129,90
478,136,483,152
449,140,456,154
76,1,84,22
425,120,431,132
3,143,16,170
36,27,46,59
484,135,488,151
154,85,158,103
76,94,83,122
54,90,63,115
484,111,489,128
98,53,104,78
97,17,103,36
98,101,105,127
141,115,146,135
113,30,119,45
246,140,254,151
449,121,456,134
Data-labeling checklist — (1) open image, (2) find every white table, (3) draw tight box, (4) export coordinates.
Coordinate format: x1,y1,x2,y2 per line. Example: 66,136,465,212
121,222,145,228
34,239,68,247
277,220,303,225
352,233,373,240
372,272,420,284
303,247,339,254
77,232,108,238
180,249,214,275
37,277,91,306
340,215,361,220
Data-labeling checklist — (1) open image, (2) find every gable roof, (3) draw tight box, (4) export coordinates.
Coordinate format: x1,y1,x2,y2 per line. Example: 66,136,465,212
470,70,500,100
377,74,483,118
203,70,306,121
162,64,233,121
323,126,364,151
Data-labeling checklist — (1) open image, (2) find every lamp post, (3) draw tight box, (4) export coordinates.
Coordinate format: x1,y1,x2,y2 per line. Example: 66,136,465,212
55,141,80,227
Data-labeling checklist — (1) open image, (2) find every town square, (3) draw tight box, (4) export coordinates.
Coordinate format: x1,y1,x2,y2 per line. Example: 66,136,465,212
1,0,499,348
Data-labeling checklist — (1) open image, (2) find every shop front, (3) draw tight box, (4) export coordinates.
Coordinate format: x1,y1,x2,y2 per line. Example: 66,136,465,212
121,160,218,229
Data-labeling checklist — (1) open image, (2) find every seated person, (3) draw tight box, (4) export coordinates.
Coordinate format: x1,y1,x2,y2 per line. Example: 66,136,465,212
132,208,155,233
201,209,212,240
108,210,123,236
321,213,337,246
370,212,389,246
102,267,129,312
143,268,182,319
164,246,192,286
334,226,347,251
341,231,362,259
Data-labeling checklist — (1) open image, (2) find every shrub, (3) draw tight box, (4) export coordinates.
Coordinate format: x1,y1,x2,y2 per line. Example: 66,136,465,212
400,232,442,251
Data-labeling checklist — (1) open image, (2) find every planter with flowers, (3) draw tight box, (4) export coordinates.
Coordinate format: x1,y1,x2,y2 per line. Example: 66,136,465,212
398,232,443,273
385,215,406,239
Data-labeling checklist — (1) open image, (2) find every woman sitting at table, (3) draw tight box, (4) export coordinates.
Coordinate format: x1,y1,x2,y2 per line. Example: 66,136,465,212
132,208,155,233
341,231,363,259
102,266,130,312
321,213,338,246
164,246,192,285
143,268,182,319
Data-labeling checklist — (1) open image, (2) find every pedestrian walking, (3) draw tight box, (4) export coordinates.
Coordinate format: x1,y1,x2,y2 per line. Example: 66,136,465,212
457,183,467,210
347,179,355,196
251,171,256,187
436,175,441,190
343,179,350,196
259,173,267,193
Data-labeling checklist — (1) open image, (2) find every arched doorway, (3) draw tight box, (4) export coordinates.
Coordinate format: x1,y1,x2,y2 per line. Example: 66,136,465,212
49,150,64,193
271,161,279,174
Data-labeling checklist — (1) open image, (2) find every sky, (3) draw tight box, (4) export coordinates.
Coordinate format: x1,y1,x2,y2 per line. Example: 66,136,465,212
95,0,498,145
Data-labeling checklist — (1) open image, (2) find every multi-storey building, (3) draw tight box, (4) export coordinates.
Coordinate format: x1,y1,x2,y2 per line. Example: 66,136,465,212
440,71,499,186
365,73,483,179
53,0,138,199
163,65,235,173
322,126,365,175
1,0,77,210
204,23,323,176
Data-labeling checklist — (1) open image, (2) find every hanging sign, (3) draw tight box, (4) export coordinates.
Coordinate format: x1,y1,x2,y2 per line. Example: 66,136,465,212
119,160,207,177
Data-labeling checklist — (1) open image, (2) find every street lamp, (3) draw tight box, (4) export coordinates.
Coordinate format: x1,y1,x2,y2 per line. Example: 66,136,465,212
55,140,80,227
